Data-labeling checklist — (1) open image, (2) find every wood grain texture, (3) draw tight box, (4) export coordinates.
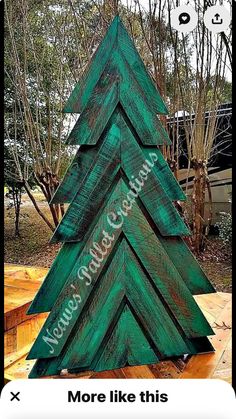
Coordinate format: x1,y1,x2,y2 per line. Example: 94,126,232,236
51,112,121,243
4,266,48,357
141,146,186,202
58,239,192,372
180,297,232,380
5,287,231,382
115,50,170,145
27,242,84,314
66,72,119,146
66,52,170,146
51,146,98,204
26,16,217,377
52,109,189,243
117,18,168,115
28,180,213,367
93,306,158,372
29,202,214,319
159,236,216,295
64,16,168,115
119,113,189,236
5,267,47,330
27,181,124,359
52,123,185,207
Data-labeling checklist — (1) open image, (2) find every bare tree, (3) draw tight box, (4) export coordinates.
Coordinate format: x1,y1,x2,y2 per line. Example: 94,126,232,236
5,0,232,250
4,0,92,230
119,0,232,252
166,0,232,253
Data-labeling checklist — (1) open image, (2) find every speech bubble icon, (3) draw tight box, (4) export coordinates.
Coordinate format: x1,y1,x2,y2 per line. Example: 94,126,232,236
171,6,198,33
179,12,191,25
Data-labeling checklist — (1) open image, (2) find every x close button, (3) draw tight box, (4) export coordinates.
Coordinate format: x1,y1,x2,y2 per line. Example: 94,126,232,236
10,392,20,402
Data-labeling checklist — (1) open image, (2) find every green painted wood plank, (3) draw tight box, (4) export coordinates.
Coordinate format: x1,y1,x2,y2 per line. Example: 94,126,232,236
52,109,188,243
63,17,118,113
124,194,215,296
126,233,214,338
124,241,191,357
64,16,168,115
51,146,98,205
59,245,126,370
59,239,190,371
123,307,159,367
119,114,190,236
111,50,170,145
30,178,125,313
28,357,61,379
52,119,183,205
159,236,216,295
92,302,128,372
52,114,121,243
28,335,214,378
27,182,125,360
29,173,126,315
66,71,119,145
29,234,214,320
93,305,158,372
141,146,186,201
123,206,214,338
29,141,188,315
66,50,170,146
27,242,84,314
28,179,213,361
117,18,168,115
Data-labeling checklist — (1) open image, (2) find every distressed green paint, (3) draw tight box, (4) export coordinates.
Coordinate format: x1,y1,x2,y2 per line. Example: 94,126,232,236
59,239,190,371
28,179,214,362
27,241,84,314
27,181,124,360
141,146,186,201
66,74,119,146
117,18,168,115
119,112,189,236
159,236,216,295
64,16,168,115
52,109,189,243
28,16,215,378
51,112,121,243
51,146,98,205
63,17,117,114
52,118,185,205
92,305,159,372
66,51,170,146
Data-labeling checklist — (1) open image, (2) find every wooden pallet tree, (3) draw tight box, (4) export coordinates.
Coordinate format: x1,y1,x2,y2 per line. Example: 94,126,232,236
27,16,215,378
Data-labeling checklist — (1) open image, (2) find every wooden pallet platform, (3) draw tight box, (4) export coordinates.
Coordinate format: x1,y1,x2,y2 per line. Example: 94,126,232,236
4,264,48,359
4,264,232,383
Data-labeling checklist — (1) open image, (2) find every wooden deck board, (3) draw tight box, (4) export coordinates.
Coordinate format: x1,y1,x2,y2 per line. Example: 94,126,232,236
180,297,232,382
4,264,48,358
4,264,232,382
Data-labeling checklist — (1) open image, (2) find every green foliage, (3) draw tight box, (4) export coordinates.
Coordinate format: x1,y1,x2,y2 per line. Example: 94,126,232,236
4,0,99,182
216,212,232,245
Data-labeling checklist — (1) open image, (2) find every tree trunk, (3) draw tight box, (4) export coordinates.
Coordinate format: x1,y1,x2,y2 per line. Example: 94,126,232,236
205,176,213,237
12,186,22,237
24,181,55,232
191,158,208,254
36,170,61,228
167,158,178,179
15,207,20,237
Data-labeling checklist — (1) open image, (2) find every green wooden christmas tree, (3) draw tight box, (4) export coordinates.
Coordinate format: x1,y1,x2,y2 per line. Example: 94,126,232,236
27,16,215,378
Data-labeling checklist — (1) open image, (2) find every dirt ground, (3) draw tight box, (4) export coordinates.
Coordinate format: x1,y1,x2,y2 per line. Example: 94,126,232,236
4,197,232,293
4,197,62,267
